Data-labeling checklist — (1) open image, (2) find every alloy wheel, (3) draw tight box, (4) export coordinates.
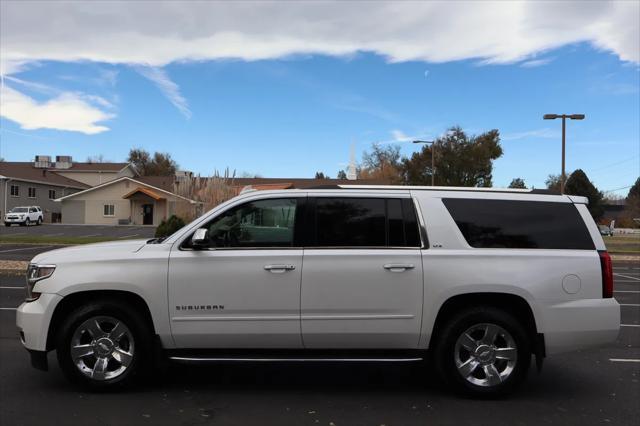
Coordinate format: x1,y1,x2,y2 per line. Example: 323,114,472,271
70,316,135,381
454,323,517,387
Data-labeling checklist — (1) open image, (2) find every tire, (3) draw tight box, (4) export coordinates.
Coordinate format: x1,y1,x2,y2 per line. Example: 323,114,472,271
25,218,30,226
37,217,42,225
433,306,531,398
56,300,152,391
4,223,10,227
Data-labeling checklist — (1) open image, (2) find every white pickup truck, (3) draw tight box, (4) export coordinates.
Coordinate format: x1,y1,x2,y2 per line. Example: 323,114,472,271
16,186,620,396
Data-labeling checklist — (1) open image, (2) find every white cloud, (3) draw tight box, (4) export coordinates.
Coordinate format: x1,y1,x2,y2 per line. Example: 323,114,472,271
0,85,113,134
134,66,191,119
502,128,559,141
0,1,637,70
520,58,554,68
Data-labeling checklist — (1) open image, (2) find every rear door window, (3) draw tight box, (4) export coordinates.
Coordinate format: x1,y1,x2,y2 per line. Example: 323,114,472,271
312,197,421,247
442,198,594,250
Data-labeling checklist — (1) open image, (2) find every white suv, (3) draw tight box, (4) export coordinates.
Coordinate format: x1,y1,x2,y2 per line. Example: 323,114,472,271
16,186,620,396
4,206,43,226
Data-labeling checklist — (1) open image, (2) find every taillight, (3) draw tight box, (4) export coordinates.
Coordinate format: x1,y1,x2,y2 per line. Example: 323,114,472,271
598,250,613,298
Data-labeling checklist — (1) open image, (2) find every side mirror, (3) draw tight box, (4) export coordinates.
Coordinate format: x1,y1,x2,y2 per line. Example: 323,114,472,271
191,228,209,248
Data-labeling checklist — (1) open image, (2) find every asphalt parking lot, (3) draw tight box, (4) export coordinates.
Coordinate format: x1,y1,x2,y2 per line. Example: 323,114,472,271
1,223,156,239
0,264,638,425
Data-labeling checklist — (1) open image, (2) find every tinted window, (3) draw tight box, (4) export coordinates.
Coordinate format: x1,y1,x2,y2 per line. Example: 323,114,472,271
316,198,385,246
197,198,298,248
313,197,421,247
443,198,594,250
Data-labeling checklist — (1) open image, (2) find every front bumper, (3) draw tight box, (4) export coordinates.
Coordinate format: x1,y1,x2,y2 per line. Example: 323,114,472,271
16,293,63,352
540,298,620,355
4,217,26,223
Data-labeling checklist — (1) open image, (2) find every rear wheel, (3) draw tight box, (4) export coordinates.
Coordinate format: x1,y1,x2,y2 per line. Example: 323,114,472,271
434,306,531,397
25,218,30,226
37,217,42,225
56,300,152,390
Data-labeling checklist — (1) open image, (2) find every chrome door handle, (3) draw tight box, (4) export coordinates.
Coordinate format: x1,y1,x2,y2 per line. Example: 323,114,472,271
264,264,296,273
383,263,415,272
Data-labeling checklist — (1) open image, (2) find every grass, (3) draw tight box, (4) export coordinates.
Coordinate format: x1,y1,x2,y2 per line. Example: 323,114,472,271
603,234,640,254
0,235,145,245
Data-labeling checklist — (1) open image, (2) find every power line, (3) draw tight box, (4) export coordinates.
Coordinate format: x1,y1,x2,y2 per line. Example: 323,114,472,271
589,155,639,173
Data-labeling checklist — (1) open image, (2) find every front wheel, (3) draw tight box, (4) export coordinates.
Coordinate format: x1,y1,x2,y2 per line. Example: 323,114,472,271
24,218,30,226
433,307,531,398
56,300,152,390
37,217,42,225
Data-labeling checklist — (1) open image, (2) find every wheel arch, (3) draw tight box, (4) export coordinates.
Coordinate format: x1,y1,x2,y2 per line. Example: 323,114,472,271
45,290,156,351
427,292,542,357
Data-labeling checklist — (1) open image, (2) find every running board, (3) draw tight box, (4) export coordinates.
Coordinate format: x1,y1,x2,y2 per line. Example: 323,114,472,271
166,349,426,364
169,356,424,363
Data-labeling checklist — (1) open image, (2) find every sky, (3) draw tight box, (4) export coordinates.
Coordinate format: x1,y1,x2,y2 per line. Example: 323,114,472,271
1,1,639,195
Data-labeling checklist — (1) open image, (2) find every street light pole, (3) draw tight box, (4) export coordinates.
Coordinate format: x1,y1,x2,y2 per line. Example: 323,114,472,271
543,113,585,193
413,140,435,186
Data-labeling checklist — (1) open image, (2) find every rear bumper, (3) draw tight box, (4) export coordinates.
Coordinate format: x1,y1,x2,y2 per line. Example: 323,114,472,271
16,293,63,352
540,298,620,355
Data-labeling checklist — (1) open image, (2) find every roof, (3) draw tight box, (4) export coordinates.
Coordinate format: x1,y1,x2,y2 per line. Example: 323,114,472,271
122,186,166,200
0,162,90,189
135,175,176,192
55,176,198,203
57,162,131,172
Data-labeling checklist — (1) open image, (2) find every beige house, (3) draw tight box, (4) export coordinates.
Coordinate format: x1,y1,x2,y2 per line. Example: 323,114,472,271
56,176,199,225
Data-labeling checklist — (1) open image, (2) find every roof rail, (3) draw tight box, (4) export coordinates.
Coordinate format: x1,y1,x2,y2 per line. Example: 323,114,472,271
334,185,563,194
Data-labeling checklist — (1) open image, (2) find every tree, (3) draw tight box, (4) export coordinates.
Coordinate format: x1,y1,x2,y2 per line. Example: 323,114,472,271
564,169,604,219
508,178,527,189
337,170,347,180
545,174,562,192
403,127,503,187
127,148,178,176
359,143,404,183
315,171,327,179
86,154,107,163
628,177,640,201
619,177,640,228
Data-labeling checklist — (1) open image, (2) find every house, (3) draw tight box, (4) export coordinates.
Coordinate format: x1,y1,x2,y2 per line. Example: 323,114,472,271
1,156,98,222
56,176,200,225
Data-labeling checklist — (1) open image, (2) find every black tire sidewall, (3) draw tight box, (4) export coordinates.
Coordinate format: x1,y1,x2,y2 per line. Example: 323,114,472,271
435,307,531,398
56,300,151,391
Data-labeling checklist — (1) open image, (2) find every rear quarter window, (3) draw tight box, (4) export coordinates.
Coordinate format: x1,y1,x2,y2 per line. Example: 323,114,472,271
442,198,595,250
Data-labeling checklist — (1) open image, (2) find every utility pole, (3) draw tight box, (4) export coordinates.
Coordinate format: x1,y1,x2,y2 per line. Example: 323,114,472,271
543,114,585,193
413,140,436,186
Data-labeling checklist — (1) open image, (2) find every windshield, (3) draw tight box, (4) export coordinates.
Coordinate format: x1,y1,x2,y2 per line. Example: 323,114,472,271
9,207,28,213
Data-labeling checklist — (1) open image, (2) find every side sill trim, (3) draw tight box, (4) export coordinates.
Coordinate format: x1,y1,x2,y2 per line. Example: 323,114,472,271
169,356,424,363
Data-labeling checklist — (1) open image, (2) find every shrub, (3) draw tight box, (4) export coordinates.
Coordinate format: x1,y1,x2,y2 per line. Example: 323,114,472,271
155,215,186,238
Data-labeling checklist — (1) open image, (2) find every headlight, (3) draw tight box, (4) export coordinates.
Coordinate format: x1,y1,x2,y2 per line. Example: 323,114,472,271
25,264,56,302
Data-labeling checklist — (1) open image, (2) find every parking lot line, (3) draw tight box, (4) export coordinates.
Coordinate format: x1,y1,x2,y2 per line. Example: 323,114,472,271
0,246,50,253
615,273,640,281
615,290,640,293
0,307,16,310
118,234,139,239
621,324,640,327
80,234,100,237
620,304,640,307
609,358,640,363
0,286,24,290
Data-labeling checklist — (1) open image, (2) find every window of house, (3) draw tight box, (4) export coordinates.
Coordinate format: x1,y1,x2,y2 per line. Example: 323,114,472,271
188,198,299,248
103,204,115,216
28,187,36,198
48,189,56,199
10,185,19,197
442,198,595,250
